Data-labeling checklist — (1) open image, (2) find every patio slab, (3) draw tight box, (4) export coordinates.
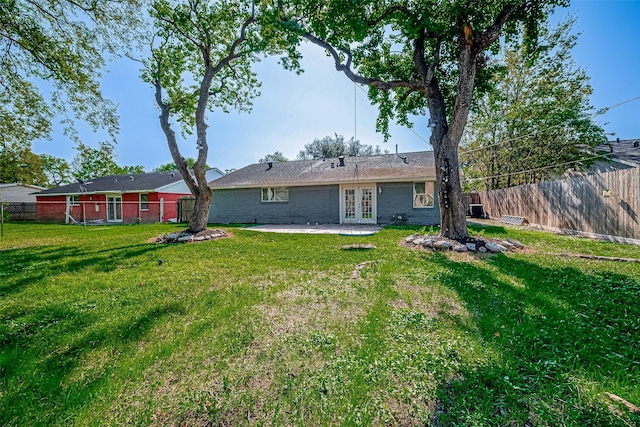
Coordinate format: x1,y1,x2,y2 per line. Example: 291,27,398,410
244,224,382,235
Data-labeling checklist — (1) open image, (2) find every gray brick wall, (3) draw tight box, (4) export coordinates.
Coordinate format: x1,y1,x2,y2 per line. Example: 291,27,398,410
376,182,440,225
209,182,441,226
209,185,340,224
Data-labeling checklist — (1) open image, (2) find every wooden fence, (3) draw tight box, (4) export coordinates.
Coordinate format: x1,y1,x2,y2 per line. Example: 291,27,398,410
479,167,640,239
177,196,195,222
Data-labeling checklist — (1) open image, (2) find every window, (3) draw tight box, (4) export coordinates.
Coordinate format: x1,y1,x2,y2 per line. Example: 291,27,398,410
139,193,149,210
413,182,435,208
261,187,288,202
69,195,80,206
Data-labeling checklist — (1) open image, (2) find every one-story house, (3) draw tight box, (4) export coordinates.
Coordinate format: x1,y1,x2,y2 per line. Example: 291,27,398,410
1,183,46,220
0,183,45,202
590,138,640,173
208,151,439,225
35,169,223,224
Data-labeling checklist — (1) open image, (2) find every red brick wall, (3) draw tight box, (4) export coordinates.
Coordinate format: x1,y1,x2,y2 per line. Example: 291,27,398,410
36,192,189,223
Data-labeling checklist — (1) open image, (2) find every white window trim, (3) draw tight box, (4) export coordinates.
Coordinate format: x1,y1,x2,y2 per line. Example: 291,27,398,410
69,195,80,206
139,193,149,211
413,181,435,208
261,187,289,203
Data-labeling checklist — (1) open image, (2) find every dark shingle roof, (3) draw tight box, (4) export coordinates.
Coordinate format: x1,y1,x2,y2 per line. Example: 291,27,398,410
36,171,186,195
603,139,640,166
209,151,436,189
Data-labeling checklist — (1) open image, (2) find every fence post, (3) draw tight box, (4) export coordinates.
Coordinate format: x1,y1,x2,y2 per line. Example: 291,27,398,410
1,203,4,238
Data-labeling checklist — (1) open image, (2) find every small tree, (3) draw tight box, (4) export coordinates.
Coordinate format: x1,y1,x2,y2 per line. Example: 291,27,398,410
142,0,290,233
461,18,607,190
276,0,566,239
39,155,72,187
71,142,144,181
259,151,289,163
0,142,46,185
153,157,211,172
296,134,387,160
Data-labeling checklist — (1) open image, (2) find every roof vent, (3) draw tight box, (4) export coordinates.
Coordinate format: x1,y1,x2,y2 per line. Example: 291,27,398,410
266,162,273,171
634,140,639,148
338,156,345,167
170,172,175,177
129,176,134,181
617,137,620,143
331,162,335,169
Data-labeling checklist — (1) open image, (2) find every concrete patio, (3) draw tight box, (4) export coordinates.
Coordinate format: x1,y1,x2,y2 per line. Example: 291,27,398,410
243,224,382,235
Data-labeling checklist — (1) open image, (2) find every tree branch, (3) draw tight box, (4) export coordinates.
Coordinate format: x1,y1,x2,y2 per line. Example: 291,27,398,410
301,31,425,92
209,14,255,75
475,4,519,51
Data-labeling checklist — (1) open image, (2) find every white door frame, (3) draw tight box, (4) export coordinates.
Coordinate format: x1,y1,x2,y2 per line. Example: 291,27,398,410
106,193,123,222
339,183,377,224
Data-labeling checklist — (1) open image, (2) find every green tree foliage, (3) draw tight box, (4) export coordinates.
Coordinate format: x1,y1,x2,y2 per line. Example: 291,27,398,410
153,157,211,171
0,142,46,185
71,142,144,182
39,154,72,187
461,18,607,191
276,0,566,239
0,0,144,145
142,0,294,233
296,134,387,160
259,151,289,163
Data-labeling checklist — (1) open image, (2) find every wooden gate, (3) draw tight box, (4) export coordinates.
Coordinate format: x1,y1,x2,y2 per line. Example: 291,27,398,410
177,196,195,222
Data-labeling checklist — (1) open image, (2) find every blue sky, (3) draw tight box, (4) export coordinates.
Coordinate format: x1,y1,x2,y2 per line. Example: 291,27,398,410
32,1,640,172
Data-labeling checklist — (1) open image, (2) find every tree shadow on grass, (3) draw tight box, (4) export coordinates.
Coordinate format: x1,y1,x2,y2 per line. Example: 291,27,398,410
428,252,640,426
0,297,187,425
0,243,162,297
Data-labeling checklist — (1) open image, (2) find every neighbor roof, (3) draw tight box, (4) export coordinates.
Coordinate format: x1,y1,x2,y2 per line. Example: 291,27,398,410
209,151,436,189
602,138,640,166
36,171,188,196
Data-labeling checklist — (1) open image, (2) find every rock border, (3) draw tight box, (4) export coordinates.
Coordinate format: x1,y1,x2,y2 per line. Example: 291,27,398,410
402,233,525,254
154,228,231,244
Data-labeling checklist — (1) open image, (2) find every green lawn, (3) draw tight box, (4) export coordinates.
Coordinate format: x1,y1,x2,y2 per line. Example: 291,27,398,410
1,222,639,426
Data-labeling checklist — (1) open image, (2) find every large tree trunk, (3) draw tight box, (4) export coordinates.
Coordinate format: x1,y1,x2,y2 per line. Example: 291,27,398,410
188,186,212,233
434,134,468,240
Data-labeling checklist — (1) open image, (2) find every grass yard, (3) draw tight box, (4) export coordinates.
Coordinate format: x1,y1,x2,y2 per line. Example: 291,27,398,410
1,222,639,426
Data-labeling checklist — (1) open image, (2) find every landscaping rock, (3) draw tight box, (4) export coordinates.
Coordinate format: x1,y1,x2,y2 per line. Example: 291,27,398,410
433,240,452,250
507,238,525,249
165,232,180,242
453,244,468,252
422,239,434,248
479,246,488,253
405,234,419,243
466,242,477,251
177,235,192,242
412,238,424,245
500,240,516,250
485,242,507,252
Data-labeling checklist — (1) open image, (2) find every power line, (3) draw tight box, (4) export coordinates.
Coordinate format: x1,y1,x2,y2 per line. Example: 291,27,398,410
458,94,640,156
461,153,608,184
352,84,640,154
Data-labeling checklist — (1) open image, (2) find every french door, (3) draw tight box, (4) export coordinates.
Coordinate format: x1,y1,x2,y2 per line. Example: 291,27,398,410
342,185,376,224
106,195,122,222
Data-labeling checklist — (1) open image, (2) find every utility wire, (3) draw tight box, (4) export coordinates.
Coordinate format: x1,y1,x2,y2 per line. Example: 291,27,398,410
353,85,640,155
459,94,640,156
461,153,608,183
